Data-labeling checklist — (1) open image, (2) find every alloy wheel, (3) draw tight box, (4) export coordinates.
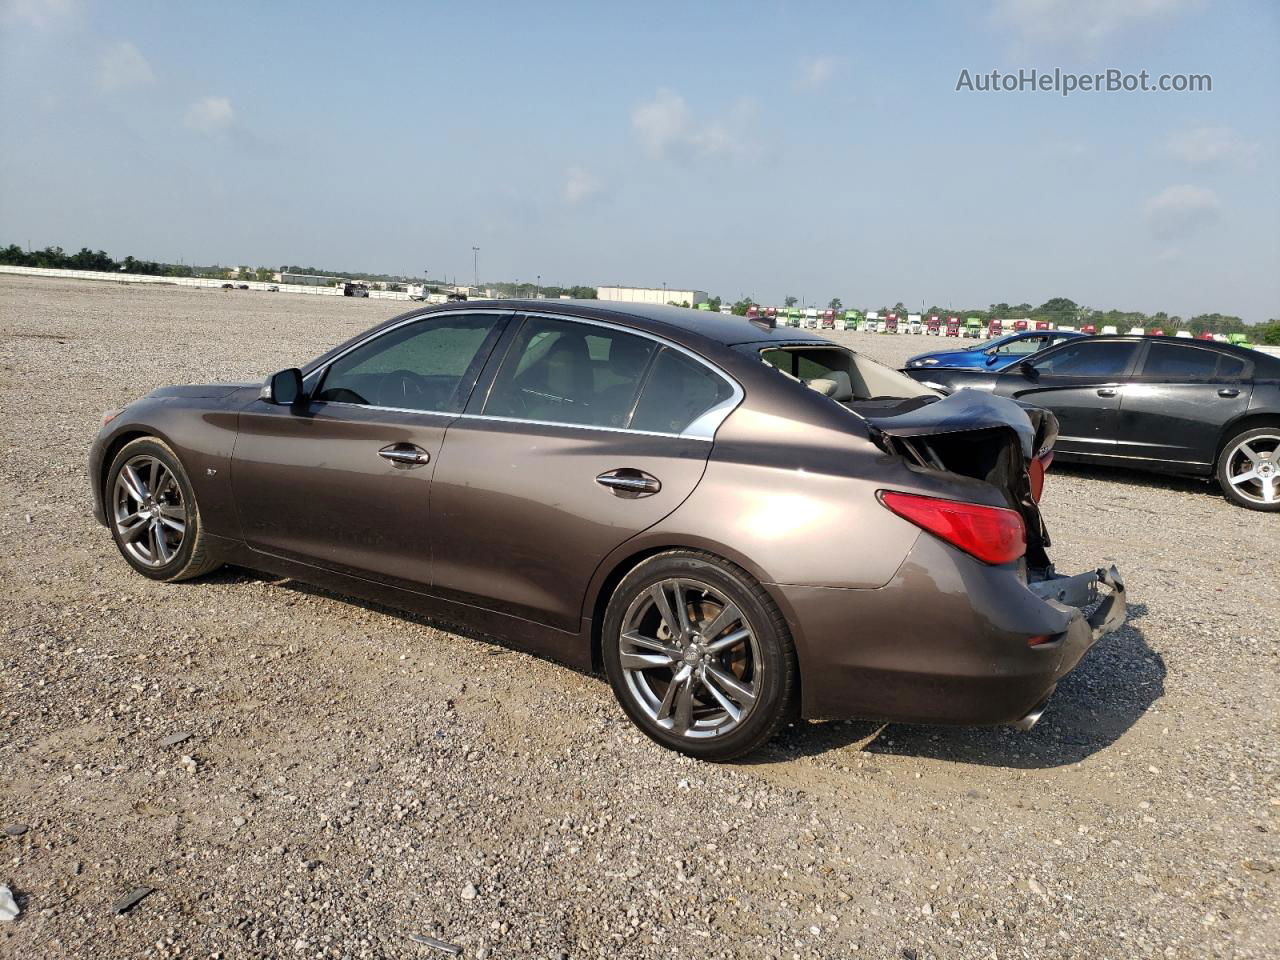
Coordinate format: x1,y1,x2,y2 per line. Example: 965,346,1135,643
1225,434,1280,506
618,578,761,739
112,454,187,567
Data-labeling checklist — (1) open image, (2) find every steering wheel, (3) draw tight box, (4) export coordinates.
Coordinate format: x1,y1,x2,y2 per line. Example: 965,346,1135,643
376,369,433,408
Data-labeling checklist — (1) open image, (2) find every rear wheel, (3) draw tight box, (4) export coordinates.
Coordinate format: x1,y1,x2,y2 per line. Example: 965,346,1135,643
106,437,221,580
602,551,796,761
1217,427,1280,511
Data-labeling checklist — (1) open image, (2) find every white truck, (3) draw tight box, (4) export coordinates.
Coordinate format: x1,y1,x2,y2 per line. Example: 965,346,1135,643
906,314,923,334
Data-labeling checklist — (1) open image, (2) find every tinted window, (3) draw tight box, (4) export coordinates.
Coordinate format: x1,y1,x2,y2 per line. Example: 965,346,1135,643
631,348,736,435
316,313,503,412
1141,341,1220,379
484,316,656,428
1031,341,1137,377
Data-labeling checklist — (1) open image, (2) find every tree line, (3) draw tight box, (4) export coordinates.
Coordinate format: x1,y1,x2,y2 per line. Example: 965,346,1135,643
762,294,1277,344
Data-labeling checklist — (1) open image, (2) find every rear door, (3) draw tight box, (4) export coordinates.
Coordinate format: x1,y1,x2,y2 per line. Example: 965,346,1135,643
1113,341,1251,469
429,313,739,633
993,339,1141,457
231,310,511,589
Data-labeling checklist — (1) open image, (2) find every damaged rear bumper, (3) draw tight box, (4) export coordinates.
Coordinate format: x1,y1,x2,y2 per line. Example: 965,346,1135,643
773,535,1128,726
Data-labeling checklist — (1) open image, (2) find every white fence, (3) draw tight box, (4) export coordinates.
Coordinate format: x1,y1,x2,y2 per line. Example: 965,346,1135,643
0,264,414,300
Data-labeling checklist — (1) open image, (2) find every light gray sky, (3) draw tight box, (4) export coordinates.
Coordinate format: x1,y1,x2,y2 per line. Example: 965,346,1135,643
2,0,1277,320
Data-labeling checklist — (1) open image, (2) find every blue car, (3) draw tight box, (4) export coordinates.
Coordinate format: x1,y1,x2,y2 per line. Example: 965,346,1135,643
904,329,1087,371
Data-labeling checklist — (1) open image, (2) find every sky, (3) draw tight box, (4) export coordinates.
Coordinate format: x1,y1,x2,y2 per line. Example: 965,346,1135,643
1,0,1277,321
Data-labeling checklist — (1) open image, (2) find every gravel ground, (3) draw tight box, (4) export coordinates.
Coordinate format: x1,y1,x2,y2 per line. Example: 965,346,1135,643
1,275,1276,960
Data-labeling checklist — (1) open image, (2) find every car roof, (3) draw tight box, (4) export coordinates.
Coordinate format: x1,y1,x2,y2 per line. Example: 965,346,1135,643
444,299,832,347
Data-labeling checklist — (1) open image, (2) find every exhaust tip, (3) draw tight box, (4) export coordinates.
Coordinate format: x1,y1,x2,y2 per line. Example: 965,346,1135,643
1009,687,1056,731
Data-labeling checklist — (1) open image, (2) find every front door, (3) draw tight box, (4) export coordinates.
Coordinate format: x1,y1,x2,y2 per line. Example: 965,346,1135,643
995,338,1141,458
430,314,739,633
231,310,510,590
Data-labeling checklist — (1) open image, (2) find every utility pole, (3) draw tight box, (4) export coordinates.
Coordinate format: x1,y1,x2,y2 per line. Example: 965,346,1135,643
471,247,479,289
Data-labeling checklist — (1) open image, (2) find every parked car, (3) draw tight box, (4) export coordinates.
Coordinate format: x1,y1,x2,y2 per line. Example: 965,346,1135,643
1081,324,1096,335
236,283,249,290
903,335,1280,511
343,282,370,298
220,283,234,290
905,330,1086,371
267,285,280,293
89,301,1128,760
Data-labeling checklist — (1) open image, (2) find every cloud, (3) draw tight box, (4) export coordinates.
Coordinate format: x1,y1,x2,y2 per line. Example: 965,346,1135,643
1144,184,1220,238
630,88,756,161
991,0,1200,46
1165,127,1259,169
97,41,154,92
184,96,235,135
796,56,839,91
563,167,603,205
0,0,80,28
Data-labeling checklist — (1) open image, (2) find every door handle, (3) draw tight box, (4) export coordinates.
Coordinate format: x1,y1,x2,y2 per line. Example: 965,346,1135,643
1218,388,1240,398
1096,388,1118,398
596,469,661,497
378,443,430,467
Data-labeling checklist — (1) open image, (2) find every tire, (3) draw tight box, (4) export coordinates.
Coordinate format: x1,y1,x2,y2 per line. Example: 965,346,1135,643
1216,426,1280,511
105,437,222,581
601,550,797,761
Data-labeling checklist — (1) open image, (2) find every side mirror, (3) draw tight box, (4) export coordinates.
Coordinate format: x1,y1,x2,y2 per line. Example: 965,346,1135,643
261,368,305,405
1018,361,1039,379
985,354,1000,365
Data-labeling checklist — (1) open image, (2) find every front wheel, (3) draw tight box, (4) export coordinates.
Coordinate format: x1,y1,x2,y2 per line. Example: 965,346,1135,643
106,437,222,580
1217,427,1280,511
602,551,797,761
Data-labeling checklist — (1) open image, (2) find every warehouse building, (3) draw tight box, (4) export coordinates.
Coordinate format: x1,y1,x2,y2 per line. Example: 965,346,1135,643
597,285,709,307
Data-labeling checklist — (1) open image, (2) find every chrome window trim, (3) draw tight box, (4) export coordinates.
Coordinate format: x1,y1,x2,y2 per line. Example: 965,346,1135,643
298,307,745,441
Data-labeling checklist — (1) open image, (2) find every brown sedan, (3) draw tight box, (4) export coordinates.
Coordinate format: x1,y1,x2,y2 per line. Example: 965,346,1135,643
89,301,1126,760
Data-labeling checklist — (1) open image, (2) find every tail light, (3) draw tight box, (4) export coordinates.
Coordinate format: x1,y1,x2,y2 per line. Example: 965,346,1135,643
879,491,1026,565
1028,452,1053,503
1028,457,1045,503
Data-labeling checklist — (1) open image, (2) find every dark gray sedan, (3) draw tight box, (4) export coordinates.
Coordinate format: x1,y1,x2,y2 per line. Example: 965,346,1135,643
904,335,1280,511
89,301,1126,760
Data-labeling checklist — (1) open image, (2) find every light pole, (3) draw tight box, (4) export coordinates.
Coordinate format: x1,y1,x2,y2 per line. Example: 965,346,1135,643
471,246,479,289
536,274,541,299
